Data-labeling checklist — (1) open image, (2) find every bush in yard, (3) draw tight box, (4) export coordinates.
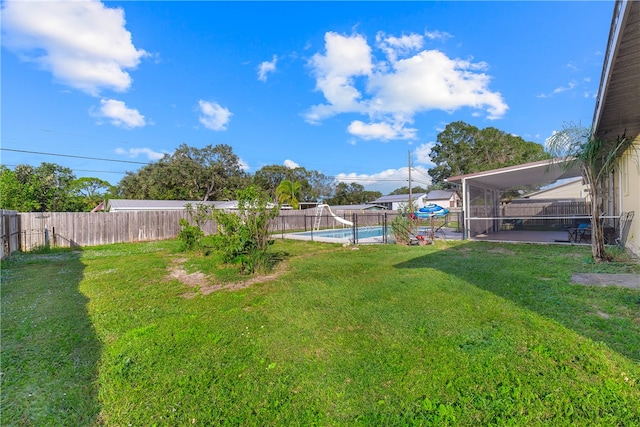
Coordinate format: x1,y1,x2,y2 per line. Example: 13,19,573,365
212,185,279,274
391,214,413,245
391,198,420,245
184,202,215,228
177,218,204,251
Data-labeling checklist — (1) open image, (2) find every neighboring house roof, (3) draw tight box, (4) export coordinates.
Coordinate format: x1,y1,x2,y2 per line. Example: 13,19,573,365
446,159,582,191
107,199,231,211
372,193,427,203
331,204,386,211
593,0,640,142
521,177,586,200
426,190,458,200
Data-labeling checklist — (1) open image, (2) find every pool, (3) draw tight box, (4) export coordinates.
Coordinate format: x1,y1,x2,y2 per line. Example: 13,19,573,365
285,226,389,243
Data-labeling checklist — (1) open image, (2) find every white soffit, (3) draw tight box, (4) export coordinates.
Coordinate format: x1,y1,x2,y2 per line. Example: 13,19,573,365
446,159,582,191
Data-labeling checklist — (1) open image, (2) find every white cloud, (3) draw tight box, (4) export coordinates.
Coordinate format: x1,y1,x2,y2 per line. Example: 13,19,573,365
566,61,579,72
115,147,166,160
347,120,416,141
91,99,145,128
553,80,577,94
306,31,373,122
424,29,452,41
257,55,277,82
305,31,508,141
375,32,424,62
413,142,436,167
239,158,250,171
198,100,232,131
336,165,432,195
2,0,147,96
538,80,579,98
283,159,300,169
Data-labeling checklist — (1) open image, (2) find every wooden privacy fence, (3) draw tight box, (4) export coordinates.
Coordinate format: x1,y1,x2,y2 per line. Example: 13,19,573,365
17,211,220,252
502,201,591,222
1,210,20,259
11,209,403,253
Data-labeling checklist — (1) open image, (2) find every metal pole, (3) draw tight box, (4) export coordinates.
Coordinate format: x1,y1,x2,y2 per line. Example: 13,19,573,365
408,150,412,210
383,212,388,244
352,213,357,245
462,178,468,240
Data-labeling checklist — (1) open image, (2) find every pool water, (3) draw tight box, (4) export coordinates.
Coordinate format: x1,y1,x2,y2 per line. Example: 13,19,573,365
293,226,386,240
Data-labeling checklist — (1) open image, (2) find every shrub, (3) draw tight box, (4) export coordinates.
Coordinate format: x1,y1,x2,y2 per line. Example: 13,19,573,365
177,218,204,251
391,214,413,245
392,199,420,245
212,186,278,274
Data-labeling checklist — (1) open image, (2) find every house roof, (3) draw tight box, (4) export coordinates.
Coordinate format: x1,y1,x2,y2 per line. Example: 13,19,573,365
373,193,427,203
446,158,582,191
331,204,386,211
426,190,457,200
593,0,640,142
521,177,584,199
107,199,231,211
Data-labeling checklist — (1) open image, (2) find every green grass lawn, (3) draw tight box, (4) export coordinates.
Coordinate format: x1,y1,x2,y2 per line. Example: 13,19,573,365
2,239,639,426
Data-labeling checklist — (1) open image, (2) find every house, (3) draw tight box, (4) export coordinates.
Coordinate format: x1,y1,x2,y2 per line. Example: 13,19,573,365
446,0,639,254
521,178,588,202
425,190,461,208
592,0,640,256
371,193,427,211
330,204,386,213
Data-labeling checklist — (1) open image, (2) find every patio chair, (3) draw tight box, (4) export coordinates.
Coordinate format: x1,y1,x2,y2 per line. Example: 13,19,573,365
568,222,591,243
615,211,634,247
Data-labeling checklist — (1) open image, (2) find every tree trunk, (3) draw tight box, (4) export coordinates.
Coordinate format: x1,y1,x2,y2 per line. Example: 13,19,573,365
585,166,608,263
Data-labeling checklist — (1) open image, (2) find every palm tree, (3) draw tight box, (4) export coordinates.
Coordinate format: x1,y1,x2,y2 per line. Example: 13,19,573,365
546,123,633,263
276,179,301,210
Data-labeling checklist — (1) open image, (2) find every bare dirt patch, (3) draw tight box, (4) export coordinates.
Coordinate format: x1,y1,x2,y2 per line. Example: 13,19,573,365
165,257,288,298
166,258,208,288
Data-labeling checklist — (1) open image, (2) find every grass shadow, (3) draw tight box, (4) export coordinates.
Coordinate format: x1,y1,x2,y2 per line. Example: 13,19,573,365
1,249,102,424
393,241,640,361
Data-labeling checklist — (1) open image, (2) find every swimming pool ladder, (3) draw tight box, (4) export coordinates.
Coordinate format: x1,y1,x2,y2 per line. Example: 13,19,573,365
313,205,324,232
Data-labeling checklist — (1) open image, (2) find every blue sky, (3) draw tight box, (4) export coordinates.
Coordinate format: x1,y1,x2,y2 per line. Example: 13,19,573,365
1,1,613,194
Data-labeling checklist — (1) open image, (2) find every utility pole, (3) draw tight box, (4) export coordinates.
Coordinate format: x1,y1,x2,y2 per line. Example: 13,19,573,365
408,150,412,209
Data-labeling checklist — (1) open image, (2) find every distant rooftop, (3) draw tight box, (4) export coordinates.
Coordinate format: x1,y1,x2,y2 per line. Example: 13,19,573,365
373,193,427,203
106,199,234,211
426,190,457,200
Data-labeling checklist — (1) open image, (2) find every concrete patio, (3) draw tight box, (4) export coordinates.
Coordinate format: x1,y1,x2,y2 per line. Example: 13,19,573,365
469,229,581,244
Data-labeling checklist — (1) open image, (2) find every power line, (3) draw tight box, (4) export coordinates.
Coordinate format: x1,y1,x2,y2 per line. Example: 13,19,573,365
412,168,433,181
2,164,127,174
1,147,431,186
1,148,150,165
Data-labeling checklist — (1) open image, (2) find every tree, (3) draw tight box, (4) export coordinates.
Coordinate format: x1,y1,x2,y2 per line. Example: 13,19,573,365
389,186,429,195
0,166,28,210
69,177,115,211
428,121,550,187
325,183,382,206
0,163,82,212
253,165,334,203
305,169,335,202
117,144,249,200
546,123,634,263
255,165,305,200
276,179,302,209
